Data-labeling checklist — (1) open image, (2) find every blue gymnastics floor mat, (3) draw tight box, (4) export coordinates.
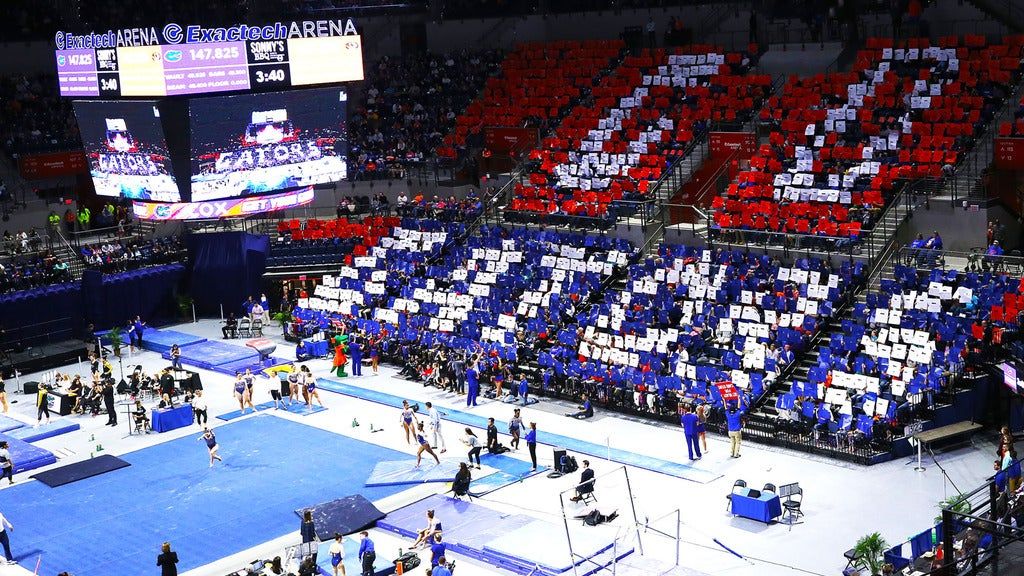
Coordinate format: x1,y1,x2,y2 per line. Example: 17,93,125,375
216,402,327,421
365,458,490,487
7,420,80,443
472,453,547,495
163,340,256,370
0,414,27,433
2,414,409,576
317,378,721,484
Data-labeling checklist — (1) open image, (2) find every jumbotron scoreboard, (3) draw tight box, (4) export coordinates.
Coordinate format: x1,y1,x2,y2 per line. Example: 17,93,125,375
55,20,364,97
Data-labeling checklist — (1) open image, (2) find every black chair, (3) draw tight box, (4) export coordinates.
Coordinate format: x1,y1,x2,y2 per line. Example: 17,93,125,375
779,483,803,528
762,483,777,494
725,479,747,512
578,478,597,505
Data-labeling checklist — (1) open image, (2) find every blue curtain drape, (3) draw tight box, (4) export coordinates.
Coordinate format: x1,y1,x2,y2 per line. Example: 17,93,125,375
82,264,186,329
188,232,269,315
0,283,82,346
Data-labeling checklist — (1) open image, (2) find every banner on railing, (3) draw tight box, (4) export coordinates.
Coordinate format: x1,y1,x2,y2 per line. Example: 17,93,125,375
133,187,314,220
709,132,756,158
995,137,1024,170
484,127,538,155
18,150,88,179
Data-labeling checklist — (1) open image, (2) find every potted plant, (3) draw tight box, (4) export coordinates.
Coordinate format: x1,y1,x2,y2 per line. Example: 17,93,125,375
108,327,124,357
935,495,971,523
177,295,194,322
852,532,889,575
271,311,290,327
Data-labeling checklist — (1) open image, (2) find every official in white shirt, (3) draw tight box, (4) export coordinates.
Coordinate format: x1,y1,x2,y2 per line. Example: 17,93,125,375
0,510,14,563
425,402,446,453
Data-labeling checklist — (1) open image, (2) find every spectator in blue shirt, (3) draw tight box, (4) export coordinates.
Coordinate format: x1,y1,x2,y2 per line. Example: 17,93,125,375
357,531,375,576
525,422,538,470
679,405,701,461
924,231,943,251
296,341,313,361
567,394,594,419
430,533,446,567
1008,450,1021,493
518,376,529,406
725,398,746,458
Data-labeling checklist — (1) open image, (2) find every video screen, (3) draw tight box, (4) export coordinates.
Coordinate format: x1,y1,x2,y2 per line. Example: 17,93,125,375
189,88,347,201
999,362,1021,394
73,100,181,202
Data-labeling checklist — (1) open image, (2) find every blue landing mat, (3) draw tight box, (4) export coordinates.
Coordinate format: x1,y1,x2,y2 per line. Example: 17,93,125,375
472,453,547,495
216,402,327,421
365,459,487,487
8,420,80,443
2,414,409,576
377,494,533,551
317,378,721,484
31,455,130,488
97,327,207,355
0,434,56,474
0,414,27,433
163,339,257,370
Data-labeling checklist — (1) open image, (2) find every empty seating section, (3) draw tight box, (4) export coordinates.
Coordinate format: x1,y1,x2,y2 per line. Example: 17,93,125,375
438,40,625,159
775,265,1024,439
294,225,634,362
714,35,1024,239
547,246,864,412
507,46,769,224
268,216,402,268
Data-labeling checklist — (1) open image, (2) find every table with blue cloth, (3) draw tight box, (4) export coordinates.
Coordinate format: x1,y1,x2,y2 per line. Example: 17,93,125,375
301,339,329,357
151,404,193,433
730,487,782,523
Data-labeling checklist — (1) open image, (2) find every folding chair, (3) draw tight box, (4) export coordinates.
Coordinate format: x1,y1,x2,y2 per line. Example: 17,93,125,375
725,479,747,511
237,317,252,338
251,318,264,337
778,483,804,529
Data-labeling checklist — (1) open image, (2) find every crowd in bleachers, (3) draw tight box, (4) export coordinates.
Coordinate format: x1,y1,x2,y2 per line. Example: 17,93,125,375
439,40,626,160
80,237,186,272
714,35,1023,242
507,45,768,225
349,50,504,179
1,0,63,41
773,263,1023,447
0,252,72,294
0,74,79,158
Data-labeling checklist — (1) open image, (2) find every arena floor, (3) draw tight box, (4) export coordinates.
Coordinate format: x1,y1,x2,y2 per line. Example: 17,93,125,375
0,319,998,576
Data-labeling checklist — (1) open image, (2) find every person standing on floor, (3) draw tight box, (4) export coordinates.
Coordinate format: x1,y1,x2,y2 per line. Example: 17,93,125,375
465,361,480,407
36,384,51,426
679,405,701,461
304,366,323,408
695,401,710,454
415,422,441,467
131,315,146,350
432,557,451,576
233,373,247,412
103,378,117,426
400,400,417,444
0,510,12,564
525,422,538,470
170,344,183,371
726,398,746,458
0,442,13,485
357,531,375,576
463,428,482,469
333,337,348,378
452,353,466,395
157,542,177,576
329,533,346,576
349,335,362,377
426,402,446,453
508,408,522,450
518,374,529,406
192,390,208,426
198,426,223,467
430,533,446,567
0,375,8,414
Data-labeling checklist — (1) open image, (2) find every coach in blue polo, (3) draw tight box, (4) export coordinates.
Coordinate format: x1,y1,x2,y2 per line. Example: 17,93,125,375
726,398,747,458
679,404,701,461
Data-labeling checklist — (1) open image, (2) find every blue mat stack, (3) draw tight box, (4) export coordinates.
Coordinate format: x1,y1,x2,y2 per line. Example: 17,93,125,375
0,414,27,433
97,327,207,355
0,434,57,474
377,494,631,575
8,420,80,443
162,340,290,376
317,378,721,484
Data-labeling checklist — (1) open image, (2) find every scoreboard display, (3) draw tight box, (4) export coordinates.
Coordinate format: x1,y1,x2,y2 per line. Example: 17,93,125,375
57,35,363,97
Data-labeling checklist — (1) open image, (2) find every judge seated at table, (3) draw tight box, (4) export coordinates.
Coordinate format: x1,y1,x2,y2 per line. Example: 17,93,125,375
157,393,174,409
296,341,313,361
